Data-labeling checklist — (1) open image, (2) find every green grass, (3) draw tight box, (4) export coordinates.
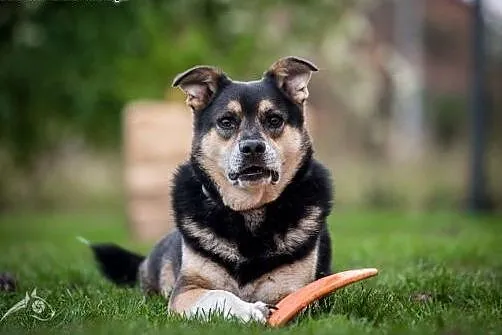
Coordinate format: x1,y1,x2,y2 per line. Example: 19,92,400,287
0,211,501,334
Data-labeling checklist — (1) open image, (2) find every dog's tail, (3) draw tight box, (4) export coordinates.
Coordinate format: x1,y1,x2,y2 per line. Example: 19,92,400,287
78,236,144,286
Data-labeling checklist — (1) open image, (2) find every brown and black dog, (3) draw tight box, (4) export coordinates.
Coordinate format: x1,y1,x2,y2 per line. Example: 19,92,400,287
91,56,333,322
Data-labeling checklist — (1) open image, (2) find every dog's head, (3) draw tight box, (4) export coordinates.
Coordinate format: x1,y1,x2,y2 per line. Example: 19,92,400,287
173,56,318,211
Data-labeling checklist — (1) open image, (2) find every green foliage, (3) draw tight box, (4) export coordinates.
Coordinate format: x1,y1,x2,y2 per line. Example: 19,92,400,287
1,3,130,166
0,1,351,169
0,211,501,334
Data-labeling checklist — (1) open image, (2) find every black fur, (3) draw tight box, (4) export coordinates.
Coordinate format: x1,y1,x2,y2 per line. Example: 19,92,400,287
90,244,144,286
316,223,333,277
174,156,333,285
144,231,182,290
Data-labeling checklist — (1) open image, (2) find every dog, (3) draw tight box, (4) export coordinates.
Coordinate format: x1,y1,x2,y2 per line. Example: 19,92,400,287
91,56,333,323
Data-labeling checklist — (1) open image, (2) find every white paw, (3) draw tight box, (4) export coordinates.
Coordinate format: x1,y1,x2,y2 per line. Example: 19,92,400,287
188,290,276,323
247,301,276,323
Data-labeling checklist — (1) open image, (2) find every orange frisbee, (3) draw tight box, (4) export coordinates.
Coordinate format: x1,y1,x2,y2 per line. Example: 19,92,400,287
267,268,378,327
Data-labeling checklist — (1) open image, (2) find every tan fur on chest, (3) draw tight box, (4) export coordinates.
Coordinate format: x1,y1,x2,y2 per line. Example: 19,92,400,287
179,241,318,304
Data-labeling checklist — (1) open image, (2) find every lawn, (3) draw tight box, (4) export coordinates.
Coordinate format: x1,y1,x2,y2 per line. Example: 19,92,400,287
0,210,501,334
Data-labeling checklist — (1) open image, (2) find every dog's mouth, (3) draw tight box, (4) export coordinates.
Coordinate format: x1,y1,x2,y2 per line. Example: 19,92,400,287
228,166,279,184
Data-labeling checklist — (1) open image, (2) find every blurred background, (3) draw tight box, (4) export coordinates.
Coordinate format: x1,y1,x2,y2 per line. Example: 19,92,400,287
0,0,501,239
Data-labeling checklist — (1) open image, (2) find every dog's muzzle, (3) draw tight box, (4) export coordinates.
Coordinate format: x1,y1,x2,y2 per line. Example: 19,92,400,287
227,139,280,185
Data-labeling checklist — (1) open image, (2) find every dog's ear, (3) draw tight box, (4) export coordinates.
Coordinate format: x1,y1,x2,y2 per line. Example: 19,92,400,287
265,56,318,105
172,66,226,111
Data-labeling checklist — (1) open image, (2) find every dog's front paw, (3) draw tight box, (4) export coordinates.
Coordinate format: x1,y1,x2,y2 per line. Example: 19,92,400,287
188,290,275,323
247,301,277,323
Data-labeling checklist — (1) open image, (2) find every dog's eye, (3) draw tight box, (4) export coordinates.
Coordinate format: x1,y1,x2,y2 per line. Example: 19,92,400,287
217,117,237,130
266,115,284,129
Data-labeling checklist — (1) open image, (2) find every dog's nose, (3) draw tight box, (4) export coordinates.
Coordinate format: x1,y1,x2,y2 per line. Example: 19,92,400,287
239,140,266,155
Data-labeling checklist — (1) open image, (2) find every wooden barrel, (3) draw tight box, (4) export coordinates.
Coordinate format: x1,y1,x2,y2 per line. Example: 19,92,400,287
123,101,191,241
